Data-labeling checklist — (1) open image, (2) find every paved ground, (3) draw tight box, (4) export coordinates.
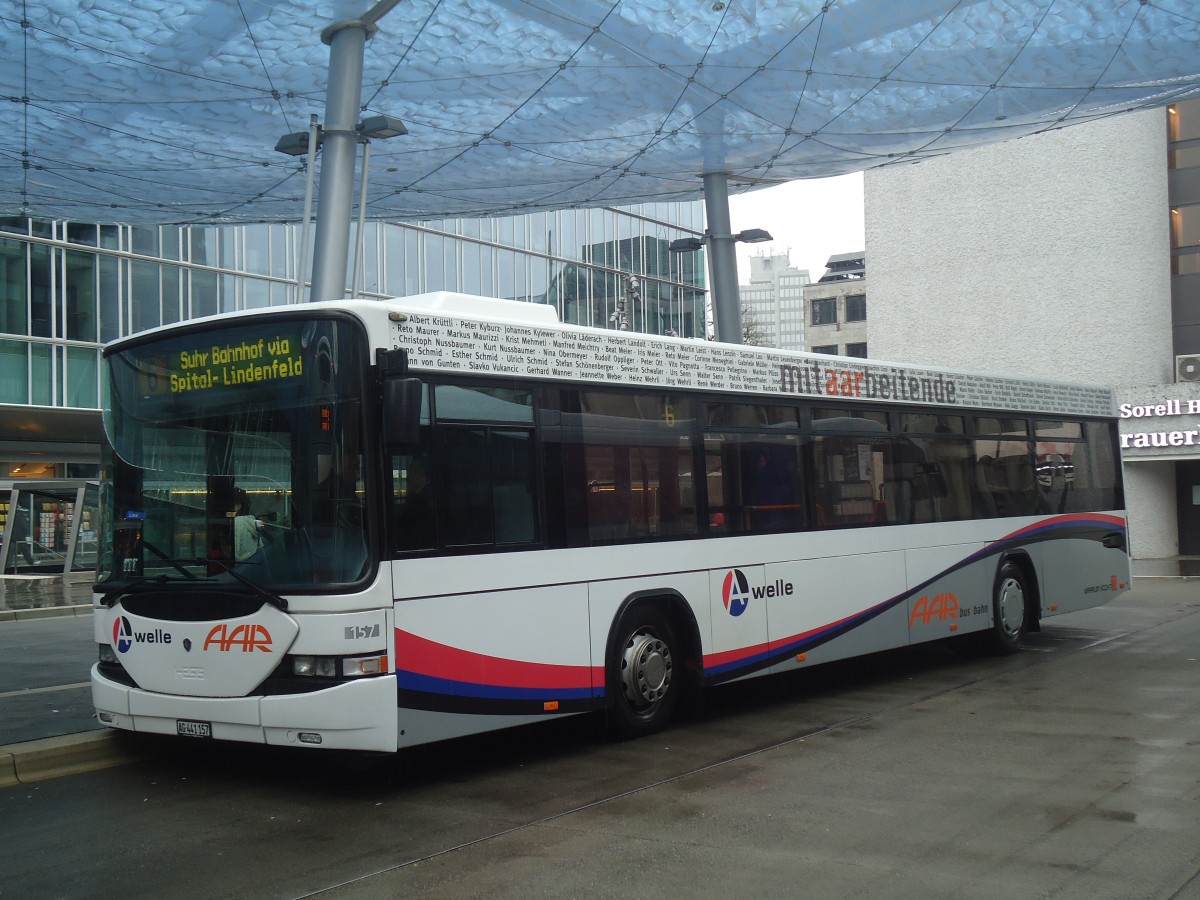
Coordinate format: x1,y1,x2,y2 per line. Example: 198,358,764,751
0,577,1198,899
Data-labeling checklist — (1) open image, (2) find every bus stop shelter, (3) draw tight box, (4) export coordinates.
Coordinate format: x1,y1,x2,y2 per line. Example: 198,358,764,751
0,481,99,580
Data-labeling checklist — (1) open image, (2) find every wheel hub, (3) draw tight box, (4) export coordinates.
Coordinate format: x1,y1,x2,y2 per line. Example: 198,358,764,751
997,576,1025,637
621,631,673,711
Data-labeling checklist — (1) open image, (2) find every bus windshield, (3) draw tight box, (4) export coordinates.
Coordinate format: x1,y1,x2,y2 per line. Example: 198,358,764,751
98,315,371,590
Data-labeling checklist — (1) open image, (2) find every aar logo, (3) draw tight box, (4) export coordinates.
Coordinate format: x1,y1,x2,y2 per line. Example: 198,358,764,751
721,569,751,617
203,623,273,653
113,616,133,653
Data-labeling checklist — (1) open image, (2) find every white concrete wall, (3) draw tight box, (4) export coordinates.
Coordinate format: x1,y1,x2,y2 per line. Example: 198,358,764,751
865,109,1176,557
866,110,1171,385
1124,462,1177,558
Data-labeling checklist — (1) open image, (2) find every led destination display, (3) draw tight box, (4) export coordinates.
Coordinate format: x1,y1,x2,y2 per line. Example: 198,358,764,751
134,330,306,398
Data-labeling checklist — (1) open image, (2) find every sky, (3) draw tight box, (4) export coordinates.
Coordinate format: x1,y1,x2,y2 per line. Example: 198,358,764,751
726,172,865,283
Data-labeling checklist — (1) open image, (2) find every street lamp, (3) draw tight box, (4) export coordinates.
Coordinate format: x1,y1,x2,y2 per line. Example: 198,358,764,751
668,226,773,343
357,115,408,139
274,129,320,156
275,111,408,301
668,227,774,254
734,227,772,244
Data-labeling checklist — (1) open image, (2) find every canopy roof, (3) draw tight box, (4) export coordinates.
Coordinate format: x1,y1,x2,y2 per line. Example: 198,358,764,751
3,0,1198,226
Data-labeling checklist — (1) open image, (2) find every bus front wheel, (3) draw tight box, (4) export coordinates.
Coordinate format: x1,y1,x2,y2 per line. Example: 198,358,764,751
987,561,1029,655
608,606,681,739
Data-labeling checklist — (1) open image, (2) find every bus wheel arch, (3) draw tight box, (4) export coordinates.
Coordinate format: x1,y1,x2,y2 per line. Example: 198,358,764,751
604,591,700,739
987,553,1039,654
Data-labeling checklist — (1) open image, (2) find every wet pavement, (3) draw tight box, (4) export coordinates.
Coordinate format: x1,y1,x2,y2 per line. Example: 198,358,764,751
0,575,94,615
0,577,1198,899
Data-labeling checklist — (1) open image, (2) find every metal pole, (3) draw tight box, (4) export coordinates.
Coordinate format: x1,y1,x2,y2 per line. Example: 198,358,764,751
309,20,372,303
62,484,86,575
703,172,742,344
351,138,371,299
297,114,320,301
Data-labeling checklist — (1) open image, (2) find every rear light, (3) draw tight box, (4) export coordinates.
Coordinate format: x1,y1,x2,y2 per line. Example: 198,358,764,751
98,644,117,664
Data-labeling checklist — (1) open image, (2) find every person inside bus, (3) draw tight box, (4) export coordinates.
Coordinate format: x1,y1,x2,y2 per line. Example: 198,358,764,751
394,452,435,551
233,498,264,561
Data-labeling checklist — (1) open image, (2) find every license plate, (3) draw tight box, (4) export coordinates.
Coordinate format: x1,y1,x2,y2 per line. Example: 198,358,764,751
177,719,212,738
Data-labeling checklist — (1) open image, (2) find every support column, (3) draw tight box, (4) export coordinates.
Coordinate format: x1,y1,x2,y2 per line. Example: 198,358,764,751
703,172,742,344
308,20,371,304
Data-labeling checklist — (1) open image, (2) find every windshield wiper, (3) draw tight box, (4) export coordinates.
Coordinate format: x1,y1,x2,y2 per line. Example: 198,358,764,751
200,558,289,612
99,575,176,608
142,540,201,581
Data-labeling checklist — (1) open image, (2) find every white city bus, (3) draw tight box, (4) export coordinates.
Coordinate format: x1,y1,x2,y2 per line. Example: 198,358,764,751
92,293,1129,751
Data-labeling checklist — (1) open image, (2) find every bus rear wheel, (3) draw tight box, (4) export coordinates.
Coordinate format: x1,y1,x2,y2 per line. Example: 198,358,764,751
608,606,680,739
987,561,1029,655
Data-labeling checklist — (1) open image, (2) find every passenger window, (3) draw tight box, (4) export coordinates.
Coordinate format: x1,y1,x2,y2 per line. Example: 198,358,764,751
1034,419,1121,513
704,432,805,534
393,446,437,551
390,382,538,553
557,390,697,546
974,417,1035,517
434,384,533,422
436,425,537,547
895,414,973,522
812,410,890,527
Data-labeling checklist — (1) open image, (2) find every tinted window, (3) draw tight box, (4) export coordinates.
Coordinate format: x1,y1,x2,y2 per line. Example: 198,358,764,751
974,416,1035,516
705,432,805,534
1035,419,1122,513
557,390,696,545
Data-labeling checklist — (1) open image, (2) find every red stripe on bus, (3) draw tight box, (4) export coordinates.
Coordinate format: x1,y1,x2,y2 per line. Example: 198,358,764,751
395,628,600,690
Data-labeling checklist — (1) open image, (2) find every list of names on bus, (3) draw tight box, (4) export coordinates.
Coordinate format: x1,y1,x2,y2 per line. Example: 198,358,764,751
391,313,1113,417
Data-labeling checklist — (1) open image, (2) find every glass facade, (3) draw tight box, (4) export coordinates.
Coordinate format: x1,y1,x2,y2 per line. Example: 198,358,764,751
0,203,707,416
1170,102,1200,278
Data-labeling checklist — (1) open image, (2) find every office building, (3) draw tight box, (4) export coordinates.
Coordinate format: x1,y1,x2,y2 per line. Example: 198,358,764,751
738,253,810,349
803,252,868,357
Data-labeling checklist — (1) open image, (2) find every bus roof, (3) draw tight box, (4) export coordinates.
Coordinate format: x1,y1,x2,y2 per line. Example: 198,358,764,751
108,293,1116,419
377,293,1113,419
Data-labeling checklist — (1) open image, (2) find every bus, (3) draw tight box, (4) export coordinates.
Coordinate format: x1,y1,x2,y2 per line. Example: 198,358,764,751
92,293,1129,752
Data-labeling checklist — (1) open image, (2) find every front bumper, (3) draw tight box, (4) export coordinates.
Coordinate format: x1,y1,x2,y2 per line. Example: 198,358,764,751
91,665,398,752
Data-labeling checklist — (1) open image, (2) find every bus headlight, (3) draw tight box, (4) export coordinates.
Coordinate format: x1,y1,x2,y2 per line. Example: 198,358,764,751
291,654,388,678
292,655,337,678
98,644,117,664
342,654,389,678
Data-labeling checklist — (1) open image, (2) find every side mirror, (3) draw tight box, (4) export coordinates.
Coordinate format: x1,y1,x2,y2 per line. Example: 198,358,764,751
382,377,422,446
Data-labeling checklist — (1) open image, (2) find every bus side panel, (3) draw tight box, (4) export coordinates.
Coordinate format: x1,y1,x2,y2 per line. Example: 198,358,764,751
705,565,770,683
392,582,595,747
904,543,991,645
1037,520,1132,617
587,572,711,689
760,550,909,674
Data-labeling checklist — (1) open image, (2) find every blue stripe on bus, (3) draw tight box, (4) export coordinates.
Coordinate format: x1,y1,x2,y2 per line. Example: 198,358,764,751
397,670,600,702
704,514,1126,682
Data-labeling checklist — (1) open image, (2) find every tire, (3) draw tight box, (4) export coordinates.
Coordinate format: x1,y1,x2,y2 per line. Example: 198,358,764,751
607,606,681,739
987,560,1029,655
